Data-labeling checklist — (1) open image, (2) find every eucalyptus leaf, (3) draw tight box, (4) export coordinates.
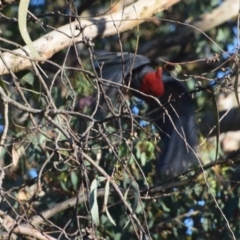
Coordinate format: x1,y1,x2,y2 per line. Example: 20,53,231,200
90,179,99,226
70,172,78,191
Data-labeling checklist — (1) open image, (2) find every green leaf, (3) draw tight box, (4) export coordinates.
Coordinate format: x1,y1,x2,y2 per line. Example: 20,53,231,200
60,181,68,192
106,208,116,226
104,179,110,207
123,219,130,229
131,181,140,214
124,186,130,200
104,179,116,226
140,152,147,166
70,172,78,191
98,176,106,182
160,201,170,212
18,0,40,58
90,179,99,226
20,72,34,86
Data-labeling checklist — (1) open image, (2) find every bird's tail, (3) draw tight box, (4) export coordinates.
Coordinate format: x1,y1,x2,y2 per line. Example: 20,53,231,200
148,79,199,178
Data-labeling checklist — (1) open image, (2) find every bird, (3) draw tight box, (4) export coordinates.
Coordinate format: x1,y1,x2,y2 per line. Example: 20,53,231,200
93,50,199,178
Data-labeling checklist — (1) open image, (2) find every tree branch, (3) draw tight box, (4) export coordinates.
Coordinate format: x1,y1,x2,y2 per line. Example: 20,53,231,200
140,0,239,57
0,0,179,75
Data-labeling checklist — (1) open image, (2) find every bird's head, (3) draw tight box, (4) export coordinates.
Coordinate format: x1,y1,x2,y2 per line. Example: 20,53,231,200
140,67,165,97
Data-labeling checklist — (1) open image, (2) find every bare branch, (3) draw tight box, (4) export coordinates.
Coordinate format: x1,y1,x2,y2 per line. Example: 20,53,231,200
0,0,179,75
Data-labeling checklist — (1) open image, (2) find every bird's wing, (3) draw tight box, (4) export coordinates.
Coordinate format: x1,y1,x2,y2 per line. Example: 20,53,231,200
92,51,150,119
148,78,199,178
94,51,150,82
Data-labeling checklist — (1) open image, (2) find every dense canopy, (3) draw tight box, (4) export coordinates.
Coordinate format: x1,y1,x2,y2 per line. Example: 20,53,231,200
0,0,240,239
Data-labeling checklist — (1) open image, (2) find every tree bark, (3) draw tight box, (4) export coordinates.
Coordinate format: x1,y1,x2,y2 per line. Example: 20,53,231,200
0,0,179,75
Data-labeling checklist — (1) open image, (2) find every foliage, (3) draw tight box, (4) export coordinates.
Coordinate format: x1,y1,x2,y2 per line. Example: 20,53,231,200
0,0,239,240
